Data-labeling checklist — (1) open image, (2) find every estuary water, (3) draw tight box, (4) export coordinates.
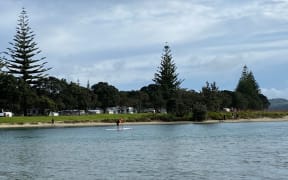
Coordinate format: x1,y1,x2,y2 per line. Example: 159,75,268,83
0,122,288,180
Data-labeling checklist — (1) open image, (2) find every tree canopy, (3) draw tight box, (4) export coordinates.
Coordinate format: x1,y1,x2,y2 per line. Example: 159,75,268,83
201,82,221,111
91,82,120,112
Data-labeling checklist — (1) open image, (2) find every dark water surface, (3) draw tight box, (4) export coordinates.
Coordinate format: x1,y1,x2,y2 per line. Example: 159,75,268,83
0,122,288,180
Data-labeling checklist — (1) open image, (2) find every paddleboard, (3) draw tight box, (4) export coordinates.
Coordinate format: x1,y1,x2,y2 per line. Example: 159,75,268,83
105,127,132,131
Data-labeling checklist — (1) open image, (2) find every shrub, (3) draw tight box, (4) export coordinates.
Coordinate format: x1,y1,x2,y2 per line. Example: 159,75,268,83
192,103,207,121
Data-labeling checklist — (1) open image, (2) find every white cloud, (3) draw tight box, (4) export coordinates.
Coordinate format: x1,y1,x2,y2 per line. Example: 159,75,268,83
34,0,220,56
262,88,288,99
51,53,159,88
40,28,82,55
261,0,288,20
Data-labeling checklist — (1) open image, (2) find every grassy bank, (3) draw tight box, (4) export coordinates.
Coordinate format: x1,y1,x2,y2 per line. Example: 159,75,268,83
0,111,288,124
0,113,157,124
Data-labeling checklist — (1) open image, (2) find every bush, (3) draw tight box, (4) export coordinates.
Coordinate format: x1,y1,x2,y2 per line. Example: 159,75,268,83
192,103,207,121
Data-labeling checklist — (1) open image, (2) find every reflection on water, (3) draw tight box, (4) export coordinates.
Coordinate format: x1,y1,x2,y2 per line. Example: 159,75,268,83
1,122,288,179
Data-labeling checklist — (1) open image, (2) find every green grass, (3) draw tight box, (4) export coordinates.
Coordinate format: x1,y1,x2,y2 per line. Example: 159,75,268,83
0,113,157,124
207,111,288,120
235,111,288,119
1,111,288,124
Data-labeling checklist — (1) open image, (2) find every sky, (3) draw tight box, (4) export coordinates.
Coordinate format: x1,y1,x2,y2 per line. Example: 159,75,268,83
1,0,288,99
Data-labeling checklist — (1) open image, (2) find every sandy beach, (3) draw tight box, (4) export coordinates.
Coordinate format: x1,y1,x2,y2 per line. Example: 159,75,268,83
1,116,288,129
0,121,194,129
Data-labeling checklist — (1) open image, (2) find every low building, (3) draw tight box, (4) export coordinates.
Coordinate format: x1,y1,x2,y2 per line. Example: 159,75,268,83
87,108,103,114
59,110,85,116
105,106,136,114
106,107,119,114
143,108,156,113
49,112,59,116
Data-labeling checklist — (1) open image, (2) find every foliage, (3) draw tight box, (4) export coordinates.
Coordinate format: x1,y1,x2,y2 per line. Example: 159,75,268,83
235,111,287,119
153,44,183,113
4,8,51,86
0,74,22,113
37,77,97,111
140,84,165,112
236,65,259,96
91,82,120,112
235,65,269,110
220,90,233,109
201,82,221,111
192,103,207,121
0,59,5,73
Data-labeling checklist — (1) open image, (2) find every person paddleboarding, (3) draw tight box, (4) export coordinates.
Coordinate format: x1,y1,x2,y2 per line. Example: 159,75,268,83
116,119,120,127
107,118,131,131
116,118,125,130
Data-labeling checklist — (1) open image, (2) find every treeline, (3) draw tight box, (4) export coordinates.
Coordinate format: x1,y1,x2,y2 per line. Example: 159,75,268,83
0,9,269,118
0,70,269,116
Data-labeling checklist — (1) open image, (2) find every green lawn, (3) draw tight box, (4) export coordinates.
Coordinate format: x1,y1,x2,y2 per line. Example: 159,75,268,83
1,111,287,124
0,113,156,124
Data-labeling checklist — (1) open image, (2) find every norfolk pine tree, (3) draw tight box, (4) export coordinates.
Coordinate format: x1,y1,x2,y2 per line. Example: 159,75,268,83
4,8,51,86
3,8,51,115
153,44,183,113
235,65,269,110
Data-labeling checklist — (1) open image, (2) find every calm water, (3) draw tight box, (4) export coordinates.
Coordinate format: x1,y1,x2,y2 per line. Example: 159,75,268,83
0,122,288,180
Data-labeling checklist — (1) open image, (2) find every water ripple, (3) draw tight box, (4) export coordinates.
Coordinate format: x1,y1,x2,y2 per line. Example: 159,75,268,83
0,122,288,179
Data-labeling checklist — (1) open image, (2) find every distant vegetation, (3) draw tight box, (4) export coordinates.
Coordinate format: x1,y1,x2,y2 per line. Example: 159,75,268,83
0,9,271,121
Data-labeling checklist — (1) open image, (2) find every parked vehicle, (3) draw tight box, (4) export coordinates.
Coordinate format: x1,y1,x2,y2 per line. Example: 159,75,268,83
0,109,13,117
49,112,59,116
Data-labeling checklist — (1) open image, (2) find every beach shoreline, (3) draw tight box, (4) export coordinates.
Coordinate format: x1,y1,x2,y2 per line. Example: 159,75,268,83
1,116,288,129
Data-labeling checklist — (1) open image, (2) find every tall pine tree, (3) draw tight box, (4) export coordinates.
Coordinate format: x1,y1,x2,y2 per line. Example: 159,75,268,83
236,65,260,97
235,65,269,110
4,8,51,86
3,8,51,115
153,43,182,112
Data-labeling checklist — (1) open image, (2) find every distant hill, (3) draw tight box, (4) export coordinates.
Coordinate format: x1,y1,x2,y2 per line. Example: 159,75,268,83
269,98,288,110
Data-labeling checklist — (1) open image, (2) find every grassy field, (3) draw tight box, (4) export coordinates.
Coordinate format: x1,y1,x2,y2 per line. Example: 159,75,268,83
0,113,157,124
0,111,288,124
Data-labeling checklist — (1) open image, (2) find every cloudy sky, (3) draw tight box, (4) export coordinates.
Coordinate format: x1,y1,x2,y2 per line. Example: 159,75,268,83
1,0,288,99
